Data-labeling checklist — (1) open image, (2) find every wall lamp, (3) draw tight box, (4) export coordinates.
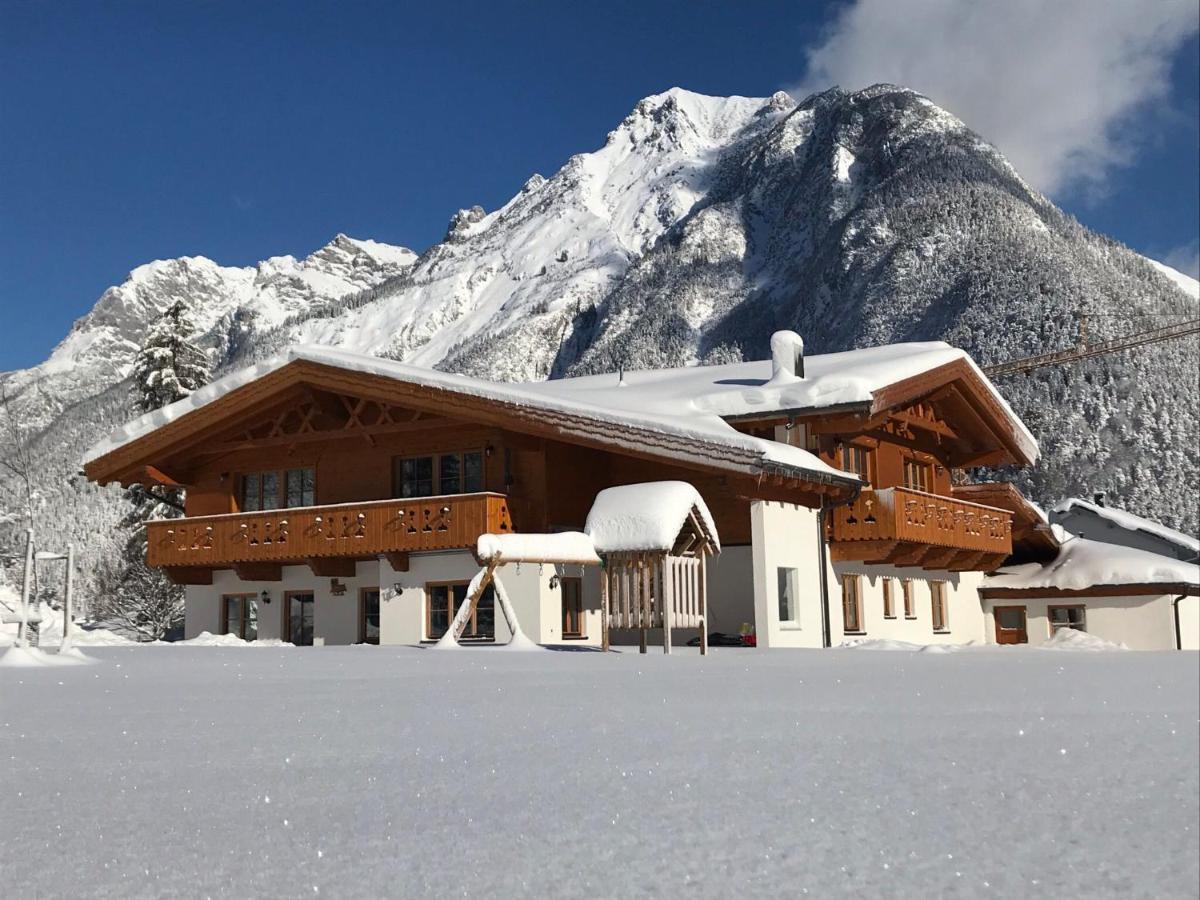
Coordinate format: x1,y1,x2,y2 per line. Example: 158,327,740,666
260,589,272,605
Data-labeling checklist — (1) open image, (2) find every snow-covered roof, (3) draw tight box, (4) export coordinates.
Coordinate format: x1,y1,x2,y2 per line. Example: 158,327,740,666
1050,498,1199,556
83,346,853,489
85,338,1033,486
524,340,1037,461
585,482,719,553
984,534,1200,593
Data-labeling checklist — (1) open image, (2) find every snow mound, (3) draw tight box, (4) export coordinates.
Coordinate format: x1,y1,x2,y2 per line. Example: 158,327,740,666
585,481,720,553
171,632,294,647
0,645,98,667
1039,628,1129,652
841,638,976,653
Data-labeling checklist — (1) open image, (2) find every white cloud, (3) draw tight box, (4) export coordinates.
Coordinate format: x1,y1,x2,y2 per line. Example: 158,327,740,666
794,0,1199,196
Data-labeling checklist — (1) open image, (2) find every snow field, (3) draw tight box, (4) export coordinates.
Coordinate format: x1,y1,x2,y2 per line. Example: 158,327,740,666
1,646,1196,898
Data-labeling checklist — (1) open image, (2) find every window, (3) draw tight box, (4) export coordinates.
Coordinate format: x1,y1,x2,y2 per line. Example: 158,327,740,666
841,574,863,633
285,468,316,508
427,582,495,641
242,475,282,511
395,451,484,498
930,581,949,632
840,443,873,483
883,579,896,618
1048,605,1086,634
777,567,800,625
561,577,585,637
902,579,915,619
903,459,933,492
221,594,258,641
360,588,381,644
240,468,312,510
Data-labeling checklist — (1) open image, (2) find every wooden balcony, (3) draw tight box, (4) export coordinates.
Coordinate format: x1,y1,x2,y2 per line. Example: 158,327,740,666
147,493,513,583
828,486,1013,571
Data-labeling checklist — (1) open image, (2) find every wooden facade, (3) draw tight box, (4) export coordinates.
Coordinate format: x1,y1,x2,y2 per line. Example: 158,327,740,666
84,353,1036,582
730,360,1030,572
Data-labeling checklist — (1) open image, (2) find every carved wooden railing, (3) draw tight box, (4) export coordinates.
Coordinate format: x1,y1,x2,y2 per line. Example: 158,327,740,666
829,487,1012,555
146,493,513,567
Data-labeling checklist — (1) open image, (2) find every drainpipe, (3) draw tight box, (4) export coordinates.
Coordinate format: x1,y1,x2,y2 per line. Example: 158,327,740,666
1173,594,1185,651
817,500,832,648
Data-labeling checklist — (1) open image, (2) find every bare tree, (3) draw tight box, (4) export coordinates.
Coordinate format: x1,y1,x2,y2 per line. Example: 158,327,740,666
93,556,183,641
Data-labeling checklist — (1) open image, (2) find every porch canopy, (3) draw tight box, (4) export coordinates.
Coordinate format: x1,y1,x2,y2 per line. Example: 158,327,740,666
585,481,720,654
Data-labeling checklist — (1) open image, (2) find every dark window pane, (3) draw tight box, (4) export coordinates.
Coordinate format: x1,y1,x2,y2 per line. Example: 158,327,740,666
362,590,380,644
439,453,461,495
402,457,433,498
242,474,261,511
262,472,280,510
463,452,484,493
223,597,240,635
561,577,583,636
428,585,450,639
998,608,1025,630
284,468,315,508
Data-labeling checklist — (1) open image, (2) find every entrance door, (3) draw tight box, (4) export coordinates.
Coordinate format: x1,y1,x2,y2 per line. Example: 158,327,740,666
287,592,315,646
994,606,1028,644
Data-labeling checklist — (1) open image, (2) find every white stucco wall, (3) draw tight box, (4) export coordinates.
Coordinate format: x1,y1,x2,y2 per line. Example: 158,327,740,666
750,500,826,648
829,564,986,646
982,593,1200,651
379,551,555,646
185,562,380,643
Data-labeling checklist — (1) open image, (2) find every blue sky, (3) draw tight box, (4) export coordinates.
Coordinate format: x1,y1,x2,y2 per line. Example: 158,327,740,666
1,0,1197,370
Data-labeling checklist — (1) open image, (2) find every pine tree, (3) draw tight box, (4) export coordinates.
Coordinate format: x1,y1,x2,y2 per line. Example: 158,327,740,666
101,301,212,639
131,300,211,413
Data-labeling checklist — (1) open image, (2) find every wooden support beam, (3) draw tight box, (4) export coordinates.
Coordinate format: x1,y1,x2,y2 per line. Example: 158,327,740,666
164,566,213,586
829,540,899,563
919,546,961,570
233,562,282,582
306,557,356,577
885,543,933,567
947,551,990,572
384,551,410,572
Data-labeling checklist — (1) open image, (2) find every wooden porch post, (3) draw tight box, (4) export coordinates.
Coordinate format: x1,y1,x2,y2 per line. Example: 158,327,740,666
600,564,610,652
661,556,671,656
699,549,708,657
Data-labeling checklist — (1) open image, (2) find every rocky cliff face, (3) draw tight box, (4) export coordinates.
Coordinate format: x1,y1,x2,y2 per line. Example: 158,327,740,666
2,84,1197,583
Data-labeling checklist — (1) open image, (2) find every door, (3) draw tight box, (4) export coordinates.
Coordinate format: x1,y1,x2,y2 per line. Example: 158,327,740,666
287,592,315,646
994,606,1028,644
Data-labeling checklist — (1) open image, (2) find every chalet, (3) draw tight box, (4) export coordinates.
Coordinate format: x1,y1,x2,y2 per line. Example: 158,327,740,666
83,332,1044,649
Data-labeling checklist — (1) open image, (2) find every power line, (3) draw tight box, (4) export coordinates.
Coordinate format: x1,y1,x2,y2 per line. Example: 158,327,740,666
984,318,1200,378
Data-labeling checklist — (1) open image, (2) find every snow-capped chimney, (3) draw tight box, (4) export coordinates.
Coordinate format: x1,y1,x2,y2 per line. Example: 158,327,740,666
769,330,805,383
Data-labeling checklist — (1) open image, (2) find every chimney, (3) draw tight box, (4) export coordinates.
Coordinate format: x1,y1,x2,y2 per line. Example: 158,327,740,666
769,330,805,383
1093,491,1106,507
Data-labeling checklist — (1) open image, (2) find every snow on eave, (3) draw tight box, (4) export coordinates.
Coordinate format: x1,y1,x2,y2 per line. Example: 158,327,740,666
1050,498,1200,555
83,345,854,492
984,534,1200,593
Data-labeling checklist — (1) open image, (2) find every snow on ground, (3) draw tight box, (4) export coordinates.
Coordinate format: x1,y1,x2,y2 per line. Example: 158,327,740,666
2,646,1195,898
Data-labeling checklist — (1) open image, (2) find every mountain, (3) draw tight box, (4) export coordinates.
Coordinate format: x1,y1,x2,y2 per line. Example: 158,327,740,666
2,85,1197,589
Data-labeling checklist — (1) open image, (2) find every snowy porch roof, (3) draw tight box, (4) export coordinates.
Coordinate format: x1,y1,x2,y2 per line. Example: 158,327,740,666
585,481,720,554
82,346,858,494
981,534,1200,596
